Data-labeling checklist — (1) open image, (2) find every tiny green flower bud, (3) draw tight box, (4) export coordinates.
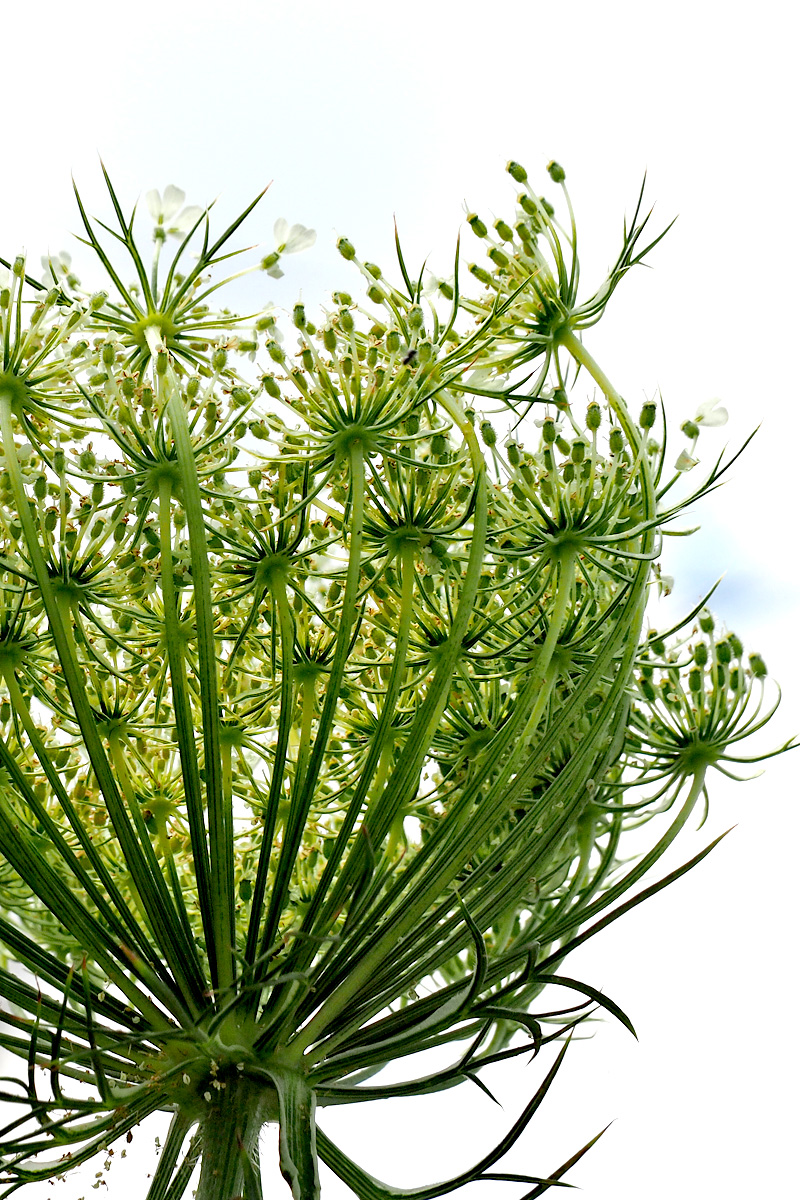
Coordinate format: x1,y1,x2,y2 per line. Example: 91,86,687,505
340,310,355,334
261,251,280,271
301,348,314,372
408,306,424,330
367,285,383,304
293,303,306,329
556,436,570,456
212,348,228,372
102,342,116,366
640,677,657,702
438,280,454,300
480,421,497,447
33,475,47,499
639,400,657,429
541,417,557,445
387,330,401,354
716,640,732,665
681,419,700,440
693,642,708,666
431,433,448,456
90,290,108,311
91,482,104,504
699,612,715,633
507,160,528,183
337,237,356,261
488,247,508,268
749,653,767,678
53,448,66,474
323,328,337,353
728,633,743,659
230,387,250,408
540,196,555,217
467,213,488,238
156,348,168,375
546,161,566,183
249,421,269,440
404,413,420,434
365,262,381,279
519,193,538,217
328,580,341,602
506,442,521,466
80,449,96,470
469,264,493,286
262,374,281,399
688,667,703,693
248,469,262,488
571,439,586,464
494,219,515,242
609,428,624,454
586,401,602,431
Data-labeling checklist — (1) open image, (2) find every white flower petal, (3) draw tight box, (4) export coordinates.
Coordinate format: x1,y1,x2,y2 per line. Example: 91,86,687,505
675,449,699,472
284,224,316,254
145,189,163,220
169,205,205,234
273,217,290,247
161,185,186,221
695,397,728,427
265,265,285,279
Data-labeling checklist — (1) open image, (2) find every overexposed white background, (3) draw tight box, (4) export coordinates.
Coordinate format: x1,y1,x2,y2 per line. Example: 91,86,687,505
0,2,797,1197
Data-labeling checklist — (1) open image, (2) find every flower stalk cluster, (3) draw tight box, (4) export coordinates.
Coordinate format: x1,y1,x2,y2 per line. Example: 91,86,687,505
0,164,789,1200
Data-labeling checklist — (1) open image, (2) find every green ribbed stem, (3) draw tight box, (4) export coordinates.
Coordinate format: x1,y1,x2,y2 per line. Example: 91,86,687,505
195,1077,273,1200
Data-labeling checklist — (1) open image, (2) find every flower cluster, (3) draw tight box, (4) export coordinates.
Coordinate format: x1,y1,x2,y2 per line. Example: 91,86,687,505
0,165,789,1200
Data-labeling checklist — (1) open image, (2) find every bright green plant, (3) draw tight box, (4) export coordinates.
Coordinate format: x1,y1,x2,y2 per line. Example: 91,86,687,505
0,162,790,1199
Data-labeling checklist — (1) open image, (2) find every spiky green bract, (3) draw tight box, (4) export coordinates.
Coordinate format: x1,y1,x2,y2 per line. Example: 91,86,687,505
0,166,789,1200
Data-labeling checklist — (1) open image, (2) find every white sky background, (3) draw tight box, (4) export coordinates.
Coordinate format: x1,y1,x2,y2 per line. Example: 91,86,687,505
1,1,797,1197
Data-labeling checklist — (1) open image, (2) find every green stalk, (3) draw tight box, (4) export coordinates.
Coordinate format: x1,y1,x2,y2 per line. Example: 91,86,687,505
158,474,217,990
194,1076,274,1200
258,441,366,959
165,379,234,995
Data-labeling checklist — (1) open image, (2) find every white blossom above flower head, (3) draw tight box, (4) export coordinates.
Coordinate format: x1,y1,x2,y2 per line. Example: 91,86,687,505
273,219,316,255
261,220,316,278
695,397,728,427
145,186,205,236
675,448,699,472
41,251,79,289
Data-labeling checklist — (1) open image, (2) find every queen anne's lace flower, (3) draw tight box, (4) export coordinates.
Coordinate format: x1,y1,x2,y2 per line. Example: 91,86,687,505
145,185,205,236
695,397,728,427
262,218,316,277
41,250,80,289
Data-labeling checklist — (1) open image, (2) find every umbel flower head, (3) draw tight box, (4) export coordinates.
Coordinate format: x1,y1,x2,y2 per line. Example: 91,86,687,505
0,163,791,1200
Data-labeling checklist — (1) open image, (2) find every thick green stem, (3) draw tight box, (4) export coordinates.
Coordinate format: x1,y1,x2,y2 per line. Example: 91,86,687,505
195,1077,272,1200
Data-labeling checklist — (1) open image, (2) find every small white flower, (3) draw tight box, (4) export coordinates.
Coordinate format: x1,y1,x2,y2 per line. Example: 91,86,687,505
675,448,699,472
145,186,205,236
694,397,728,427
273,218,316,255
264,219,316,278
41,251,79,289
